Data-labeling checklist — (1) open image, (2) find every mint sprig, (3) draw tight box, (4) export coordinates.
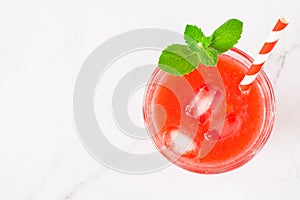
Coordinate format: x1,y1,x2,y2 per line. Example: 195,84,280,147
158,19,243,76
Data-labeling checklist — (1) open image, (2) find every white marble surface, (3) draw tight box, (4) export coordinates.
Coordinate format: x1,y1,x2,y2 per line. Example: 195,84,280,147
1,0,300,199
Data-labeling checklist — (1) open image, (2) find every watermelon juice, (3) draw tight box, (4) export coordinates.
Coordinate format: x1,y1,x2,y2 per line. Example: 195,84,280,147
143,48,275,174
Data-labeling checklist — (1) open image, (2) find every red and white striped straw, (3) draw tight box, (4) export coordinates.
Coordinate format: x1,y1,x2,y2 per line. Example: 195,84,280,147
239,17,289,91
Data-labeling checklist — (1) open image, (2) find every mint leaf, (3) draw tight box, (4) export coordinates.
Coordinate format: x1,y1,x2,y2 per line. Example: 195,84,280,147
198,47,218,66
184,25,204,44
210,19,243,53
158,44,199,76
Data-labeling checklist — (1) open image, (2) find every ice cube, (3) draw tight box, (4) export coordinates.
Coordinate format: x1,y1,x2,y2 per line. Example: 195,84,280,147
185,86,219,121
162,128,197,157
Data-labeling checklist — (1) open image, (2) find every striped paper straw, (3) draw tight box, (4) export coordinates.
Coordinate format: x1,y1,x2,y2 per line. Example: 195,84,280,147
239,17,289,91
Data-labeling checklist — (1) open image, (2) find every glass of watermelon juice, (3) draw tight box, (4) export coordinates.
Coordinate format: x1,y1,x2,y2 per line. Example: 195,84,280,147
143,48,275,174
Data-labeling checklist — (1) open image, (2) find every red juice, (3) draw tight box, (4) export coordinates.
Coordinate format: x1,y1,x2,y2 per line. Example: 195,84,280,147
143,48,275,174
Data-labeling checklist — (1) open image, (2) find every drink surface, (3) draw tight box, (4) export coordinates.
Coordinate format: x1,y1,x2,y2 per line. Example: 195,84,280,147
143,49,274,173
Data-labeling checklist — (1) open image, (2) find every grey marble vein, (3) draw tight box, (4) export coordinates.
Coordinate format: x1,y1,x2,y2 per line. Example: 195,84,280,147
63,170,106,200
27,158,62,200
273,49,288,86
